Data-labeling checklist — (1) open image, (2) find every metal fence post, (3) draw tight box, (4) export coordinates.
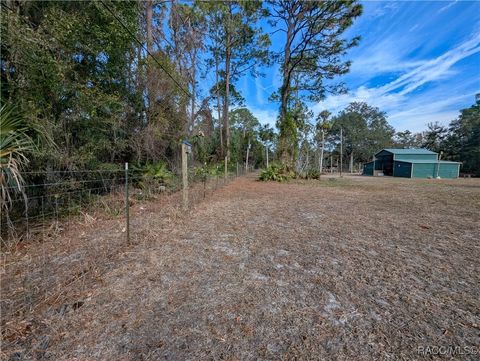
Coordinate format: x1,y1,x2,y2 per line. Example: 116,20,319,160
125,162,130,244
182,142,188,210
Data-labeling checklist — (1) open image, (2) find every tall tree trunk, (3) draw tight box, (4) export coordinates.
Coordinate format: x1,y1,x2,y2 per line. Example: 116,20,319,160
245,139,251,171
266,145,269,168
146,0,153,115
349,152,354,173
136,32,142,88
215,53,223,157
223,29,231,160
278,17,294,166
319,129,324,176
146,0,153,53
305,147,309,173
189,46,197,135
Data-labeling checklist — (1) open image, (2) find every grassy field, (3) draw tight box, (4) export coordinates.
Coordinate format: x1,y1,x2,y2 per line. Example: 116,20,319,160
2,175,479,360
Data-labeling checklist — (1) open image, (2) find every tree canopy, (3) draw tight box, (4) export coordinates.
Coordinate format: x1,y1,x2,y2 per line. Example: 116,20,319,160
330,102,394,164
1,0,477,184
268,0,362,166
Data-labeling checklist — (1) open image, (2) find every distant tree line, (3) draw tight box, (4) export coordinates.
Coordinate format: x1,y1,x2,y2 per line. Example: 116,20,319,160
0,1,277,173
412,100,480,176
309,99,479,176
1,0,366,203
2,0,475,194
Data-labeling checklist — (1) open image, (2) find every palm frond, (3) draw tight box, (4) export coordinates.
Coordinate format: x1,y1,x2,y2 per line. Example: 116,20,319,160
0,104,49,233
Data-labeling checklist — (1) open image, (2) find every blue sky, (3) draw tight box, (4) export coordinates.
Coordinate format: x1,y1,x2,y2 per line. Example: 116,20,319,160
230,1,480,133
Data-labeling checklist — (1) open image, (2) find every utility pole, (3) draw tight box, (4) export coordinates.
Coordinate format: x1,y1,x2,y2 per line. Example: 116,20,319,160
319,129,325,177
245,140,251,171
340,127,343,178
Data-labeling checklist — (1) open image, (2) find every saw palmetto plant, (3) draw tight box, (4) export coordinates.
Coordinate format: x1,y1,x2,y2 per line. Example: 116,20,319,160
0,104,50,233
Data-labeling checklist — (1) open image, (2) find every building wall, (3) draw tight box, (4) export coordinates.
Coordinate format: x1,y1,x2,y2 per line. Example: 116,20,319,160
395,153,438,161
363,162,373,176
412,163,436,178
393,161,412,178
437,164,460,179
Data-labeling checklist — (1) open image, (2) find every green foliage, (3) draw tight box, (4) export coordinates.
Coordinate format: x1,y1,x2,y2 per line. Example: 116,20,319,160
301,168,321,180
330,102,394,163
394,130,423,148
194,162,221,176
131,161,174,199
259,164,293,182
2,1,141,169
194,165,210,178
1,0,274,182
422,122,447,153
194,163,225,177
272,0,362,165
209,164,224,176
1,1,273,177
231,108,260,135
228,108,273,167
443,101,480,175
259,124,275,145
137,162,173,185
0,104,52,216
200,0,271,158
277,110,299,164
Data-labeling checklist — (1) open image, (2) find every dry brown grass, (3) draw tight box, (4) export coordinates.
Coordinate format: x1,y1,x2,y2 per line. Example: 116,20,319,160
2,174,479,360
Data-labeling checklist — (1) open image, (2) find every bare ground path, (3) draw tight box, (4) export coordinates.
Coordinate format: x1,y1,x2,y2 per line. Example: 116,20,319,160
3,175,480,360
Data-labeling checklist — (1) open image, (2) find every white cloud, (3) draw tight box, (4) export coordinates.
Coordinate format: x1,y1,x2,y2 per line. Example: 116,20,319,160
350,35,426,76
438,1,458,13
388,94,471,131
315,33,480,132
254,77,276,106
255,76,265,105
368,1,400,19
409,24,420,32
313,86,405,118
379,32,480,95
249,106,278,127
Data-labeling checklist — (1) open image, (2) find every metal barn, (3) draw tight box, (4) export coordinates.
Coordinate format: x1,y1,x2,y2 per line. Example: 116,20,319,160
363,149,461,179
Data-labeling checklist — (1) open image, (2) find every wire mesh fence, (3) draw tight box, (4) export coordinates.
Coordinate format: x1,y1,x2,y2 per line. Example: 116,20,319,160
2,164,249,243
1,161,249,348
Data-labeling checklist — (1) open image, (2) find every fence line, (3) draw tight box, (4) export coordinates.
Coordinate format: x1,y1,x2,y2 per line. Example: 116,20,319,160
2,165,248,243
1,162,249,335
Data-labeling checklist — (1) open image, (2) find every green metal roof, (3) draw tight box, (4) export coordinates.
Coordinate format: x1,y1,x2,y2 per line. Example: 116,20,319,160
379,148,438,155
395,159,461,164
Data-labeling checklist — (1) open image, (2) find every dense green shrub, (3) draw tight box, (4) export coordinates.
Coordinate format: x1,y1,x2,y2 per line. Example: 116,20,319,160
258,164,293,182
298,168,320,180
139,162,173,184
